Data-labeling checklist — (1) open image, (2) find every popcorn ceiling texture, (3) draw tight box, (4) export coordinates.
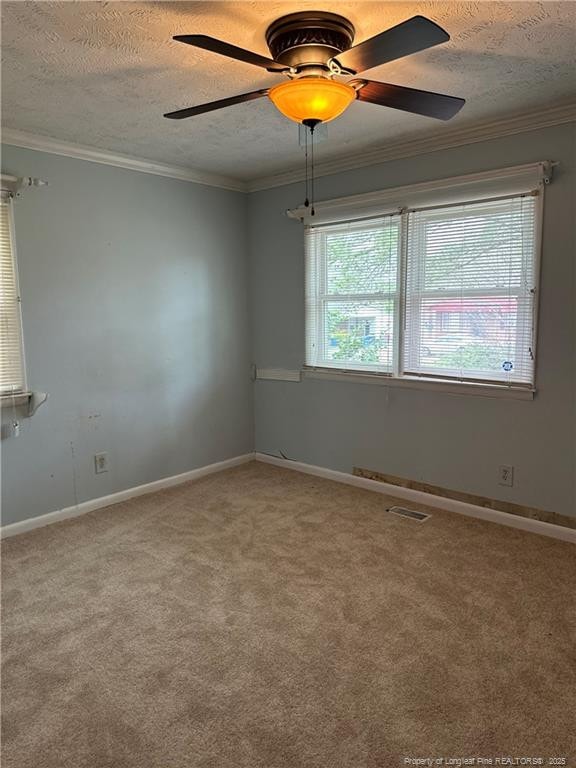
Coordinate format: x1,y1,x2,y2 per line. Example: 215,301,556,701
1,1,575,181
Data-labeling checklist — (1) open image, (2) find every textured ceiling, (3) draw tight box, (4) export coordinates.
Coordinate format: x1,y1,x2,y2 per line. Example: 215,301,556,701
2,1,575,182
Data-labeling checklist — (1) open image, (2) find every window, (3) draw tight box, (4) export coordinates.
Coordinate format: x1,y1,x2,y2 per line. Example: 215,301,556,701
306,215,401,374
304,165,545,390
403,196,536,385
0,192,26,394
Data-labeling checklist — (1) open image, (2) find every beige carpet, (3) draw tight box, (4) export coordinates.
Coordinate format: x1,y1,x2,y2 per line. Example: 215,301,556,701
2,461,575,768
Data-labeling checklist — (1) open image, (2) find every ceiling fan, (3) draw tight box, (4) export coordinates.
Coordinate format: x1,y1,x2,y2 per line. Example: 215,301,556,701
164,11,465,126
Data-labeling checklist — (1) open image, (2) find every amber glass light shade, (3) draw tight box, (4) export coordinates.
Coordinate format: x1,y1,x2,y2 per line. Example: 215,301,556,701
268,78,356,124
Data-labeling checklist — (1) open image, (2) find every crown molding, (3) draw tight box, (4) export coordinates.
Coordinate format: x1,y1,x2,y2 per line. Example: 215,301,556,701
1,128,247,193
3,102,575,196
247,101,576,192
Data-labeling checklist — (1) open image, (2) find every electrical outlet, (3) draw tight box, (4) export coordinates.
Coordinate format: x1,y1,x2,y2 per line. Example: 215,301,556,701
498,465,514,487
94,452,109,474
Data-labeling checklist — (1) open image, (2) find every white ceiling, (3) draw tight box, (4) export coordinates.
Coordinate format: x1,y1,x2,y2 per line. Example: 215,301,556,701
2,1,575,183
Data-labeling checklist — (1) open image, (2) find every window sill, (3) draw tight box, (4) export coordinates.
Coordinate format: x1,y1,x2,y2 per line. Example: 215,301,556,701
303,368,535,400
0,391,32,406
0,391,48,415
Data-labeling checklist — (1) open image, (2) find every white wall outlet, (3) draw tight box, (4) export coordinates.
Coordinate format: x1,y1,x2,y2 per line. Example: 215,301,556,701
498,465,514,487
94,452,109,474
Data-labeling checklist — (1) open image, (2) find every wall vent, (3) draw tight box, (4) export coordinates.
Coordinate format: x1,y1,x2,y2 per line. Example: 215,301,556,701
387,506,430,522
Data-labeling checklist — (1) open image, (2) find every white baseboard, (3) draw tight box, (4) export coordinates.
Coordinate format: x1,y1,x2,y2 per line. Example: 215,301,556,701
4,452,573,544
255,453,576,544
0,453,255,539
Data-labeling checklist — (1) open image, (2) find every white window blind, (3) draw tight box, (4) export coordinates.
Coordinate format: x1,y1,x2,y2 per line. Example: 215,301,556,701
403,195,537,385
0,193,25,394
306,214,401,373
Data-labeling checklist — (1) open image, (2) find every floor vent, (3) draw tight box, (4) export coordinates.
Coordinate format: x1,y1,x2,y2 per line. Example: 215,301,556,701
387,506,430,522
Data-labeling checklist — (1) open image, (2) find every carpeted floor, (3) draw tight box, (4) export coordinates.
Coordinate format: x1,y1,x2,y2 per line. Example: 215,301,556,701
2,461,575,768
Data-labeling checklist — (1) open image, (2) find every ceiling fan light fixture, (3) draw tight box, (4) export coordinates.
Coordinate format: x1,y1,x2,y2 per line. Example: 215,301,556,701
268,77,356,124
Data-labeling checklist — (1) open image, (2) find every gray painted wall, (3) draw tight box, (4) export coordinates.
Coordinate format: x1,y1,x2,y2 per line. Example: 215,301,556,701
249,123,576,518
2,123,575,527
1,145,253,525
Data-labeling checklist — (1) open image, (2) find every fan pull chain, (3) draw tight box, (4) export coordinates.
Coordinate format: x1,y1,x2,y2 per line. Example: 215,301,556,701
304,126,310,209
302,119,320,216
310,124,315,216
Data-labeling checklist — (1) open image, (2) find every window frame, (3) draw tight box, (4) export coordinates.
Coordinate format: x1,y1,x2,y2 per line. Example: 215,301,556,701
301,164,548,395
0,190,28,397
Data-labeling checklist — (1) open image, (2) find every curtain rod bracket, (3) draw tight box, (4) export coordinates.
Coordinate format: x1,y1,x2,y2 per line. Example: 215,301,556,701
541,161,555,185
1,175,49,197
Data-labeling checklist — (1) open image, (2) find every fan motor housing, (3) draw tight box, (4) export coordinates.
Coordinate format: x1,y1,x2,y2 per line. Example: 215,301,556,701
265,11,355,69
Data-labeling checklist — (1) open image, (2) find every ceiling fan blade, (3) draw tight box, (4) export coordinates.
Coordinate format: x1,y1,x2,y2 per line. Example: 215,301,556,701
164,89,269,120
352,79,465,120
335,16,449,73
173,35,285,72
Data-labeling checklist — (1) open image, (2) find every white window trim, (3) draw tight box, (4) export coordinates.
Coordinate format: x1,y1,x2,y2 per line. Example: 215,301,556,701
287,161,553,225
296,162,551,397
303,368,534,400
